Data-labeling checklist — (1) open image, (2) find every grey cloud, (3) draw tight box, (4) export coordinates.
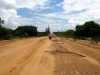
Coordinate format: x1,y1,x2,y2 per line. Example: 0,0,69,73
0,0,16,10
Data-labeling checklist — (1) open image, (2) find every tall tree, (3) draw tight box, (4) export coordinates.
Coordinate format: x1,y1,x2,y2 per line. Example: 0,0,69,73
45,25,50,35
0,18,5,27
14,25,37,37
75,21,100,39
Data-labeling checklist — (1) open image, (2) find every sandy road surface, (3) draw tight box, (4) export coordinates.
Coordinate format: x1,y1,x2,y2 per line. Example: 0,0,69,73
0,36,100,75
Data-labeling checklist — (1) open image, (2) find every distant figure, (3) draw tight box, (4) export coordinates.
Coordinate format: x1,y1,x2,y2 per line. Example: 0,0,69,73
49,33,52,40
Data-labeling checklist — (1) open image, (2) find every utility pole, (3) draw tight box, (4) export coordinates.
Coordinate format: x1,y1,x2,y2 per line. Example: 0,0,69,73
48,25,50,33
45,25,50,35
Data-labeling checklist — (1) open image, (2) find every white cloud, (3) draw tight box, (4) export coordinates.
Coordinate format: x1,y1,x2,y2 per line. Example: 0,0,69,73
57,2,63,7
67,19,84,28
15,0,49,10
1,0,100,32
62,0,89,12
63,0,100,12
0,0,19,29
58,0,100,29
1,9,20,29
0,0,16,9
0,0,50,30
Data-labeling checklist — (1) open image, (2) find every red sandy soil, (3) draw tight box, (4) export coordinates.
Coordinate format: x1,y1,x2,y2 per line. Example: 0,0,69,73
0,36,100,75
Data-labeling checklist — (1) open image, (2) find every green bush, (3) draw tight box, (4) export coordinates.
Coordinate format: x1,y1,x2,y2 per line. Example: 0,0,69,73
93,37,100,43
81,37,86,40
23,33,28,37
0,38,4,40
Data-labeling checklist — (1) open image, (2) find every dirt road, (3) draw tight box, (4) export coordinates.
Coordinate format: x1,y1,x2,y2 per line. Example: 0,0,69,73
0,36,100,75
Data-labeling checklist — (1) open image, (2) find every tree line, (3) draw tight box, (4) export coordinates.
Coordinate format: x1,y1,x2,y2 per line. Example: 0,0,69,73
0,18,50,40
1,17,100,42
54,21,100,42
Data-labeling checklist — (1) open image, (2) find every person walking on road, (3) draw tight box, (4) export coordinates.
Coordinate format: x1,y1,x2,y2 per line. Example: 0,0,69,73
49,33,52,40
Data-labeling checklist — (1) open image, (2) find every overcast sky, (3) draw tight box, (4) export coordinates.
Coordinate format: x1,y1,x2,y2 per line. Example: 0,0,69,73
0,0,100,32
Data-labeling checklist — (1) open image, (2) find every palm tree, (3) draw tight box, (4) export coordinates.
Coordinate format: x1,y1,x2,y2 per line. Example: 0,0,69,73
0,18,5,27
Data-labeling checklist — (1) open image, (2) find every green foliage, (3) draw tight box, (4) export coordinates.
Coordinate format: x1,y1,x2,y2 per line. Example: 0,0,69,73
0,18,4,27
0,38,4,40
37,32,47,36
5,34,15,40
0,18,13,40
0,17,100,43
0,26,14,40
54,30,75,38
0,18,49,40
0,18,38,40
54,21,100,43
14,25,37,37
23,33,28,37
66,30,74,38
93,37,100,43
53,32,66,37
74,21,100,40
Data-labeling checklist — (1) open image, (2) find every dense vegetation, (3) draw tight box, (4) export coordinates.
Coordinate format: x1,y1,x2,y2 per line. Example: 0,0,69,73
1,17,100,42
54,21,100,42
74,21,100,39
54,30,74,38
0,18,50,40
0,25,38,40
13,26,37,37
0,18,14,40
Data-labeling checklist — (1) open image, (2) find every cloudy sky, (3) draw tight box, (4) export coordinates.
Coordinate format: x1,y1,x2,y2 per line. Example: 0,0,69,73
0,0,100,32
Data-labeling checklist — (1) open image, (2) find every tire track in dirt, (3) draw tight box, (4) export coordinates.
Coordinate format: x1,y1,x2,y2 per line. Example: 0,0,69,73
18,38,55,75
46,36,100,75
0,36,100,75
10,38,49,75
0,37,48,75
